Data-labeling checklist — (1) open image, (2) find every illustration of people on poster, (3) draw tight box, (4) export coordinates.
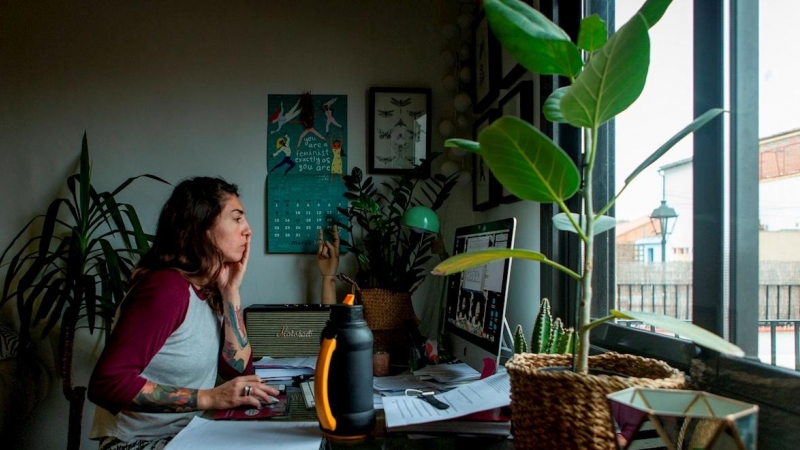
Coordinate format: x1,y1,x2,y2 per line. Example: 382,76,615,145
266,93,348,253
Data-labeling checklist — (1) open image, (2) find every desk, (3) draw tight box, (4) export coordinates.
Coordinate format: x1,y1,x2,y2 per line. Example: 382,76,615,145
324,410,513,450
168,390,513,450
323,434,513,450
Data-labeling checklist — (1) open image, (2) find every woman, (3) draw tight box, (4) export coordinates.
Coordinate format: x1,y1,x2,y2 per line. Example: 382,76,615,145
88,177,338,449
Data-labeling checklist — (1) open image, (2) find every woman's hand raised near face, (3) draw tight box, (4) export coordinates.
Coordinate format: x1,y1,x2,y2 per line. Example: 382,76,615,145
218,237,250,300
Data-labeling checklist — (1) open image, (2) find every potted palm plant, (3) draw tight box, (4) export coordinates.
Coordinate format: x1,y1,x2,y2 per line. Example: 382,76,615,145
435,0,743,448
337,156,457,357
0,132,167,450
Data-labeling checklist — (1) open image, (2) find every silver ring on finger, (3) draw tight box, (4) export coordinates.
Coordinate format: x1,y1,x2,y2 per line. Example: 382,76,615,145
244,385,251,396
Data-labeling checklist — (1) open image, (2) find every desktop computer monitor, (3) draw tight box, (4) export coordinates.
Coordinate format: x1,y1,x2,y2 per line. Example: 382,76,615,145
441,217,517,373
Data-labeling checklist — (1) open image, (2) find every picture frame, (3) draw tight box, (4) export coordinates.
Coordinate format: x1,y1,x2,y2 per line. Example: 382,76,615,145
472,11,500,115
496,80,534,204
473,108,500,211
368,87,431,175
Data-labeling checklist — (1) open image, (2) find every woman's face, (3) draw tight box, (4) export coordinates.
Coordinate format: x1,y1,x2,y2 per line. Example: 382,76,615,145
209,195,251,263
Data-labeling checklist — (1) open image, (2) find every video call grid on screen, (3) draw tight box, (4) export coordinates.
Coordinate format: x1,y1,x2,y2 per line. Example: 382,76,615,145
445,226,512,348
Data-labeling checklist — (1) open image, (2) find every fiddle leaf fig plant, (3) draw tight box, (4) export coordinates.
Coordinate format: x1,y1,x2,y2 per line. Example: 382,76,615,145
434,0,742,374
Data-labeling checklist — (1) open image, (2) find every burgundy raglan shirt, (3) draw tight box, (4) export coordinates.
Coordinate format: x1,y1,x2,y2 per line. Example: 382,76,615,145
88,269,254,416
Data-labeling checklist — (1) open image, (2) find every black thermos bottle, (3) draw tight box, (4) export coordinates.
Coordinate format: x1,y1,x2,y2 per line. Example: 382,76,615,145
314,294,375,439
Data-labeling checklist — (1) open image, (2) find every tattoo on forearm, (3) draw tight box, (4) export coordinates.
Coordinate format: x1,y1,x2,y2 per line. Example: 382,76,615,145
222,340,246,372
226,303,249,348
130,381,198,413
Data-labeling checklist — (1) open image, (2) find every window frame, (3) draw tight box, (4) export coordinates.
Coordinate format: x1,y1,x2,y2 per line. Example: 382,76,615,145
535,0,800,446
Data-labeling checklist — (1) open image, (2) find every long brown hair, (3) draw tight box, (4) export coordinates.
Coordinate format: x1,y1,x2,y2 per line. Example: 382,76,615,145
131,176,239,314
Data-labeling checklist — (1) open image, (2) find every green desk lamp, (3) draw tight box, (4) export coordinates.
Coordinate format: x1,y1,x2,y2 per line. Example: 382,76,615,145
401,205,440,234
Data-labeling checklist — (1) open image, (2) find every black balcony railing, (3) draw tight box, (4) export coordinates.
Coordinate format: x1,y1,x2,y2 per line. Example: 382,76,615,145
615,283,800,371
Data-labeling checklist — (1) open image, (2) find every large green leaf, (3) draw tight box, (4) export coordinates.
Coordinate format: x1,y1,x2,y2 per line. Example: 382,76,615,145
637,0,673,28
553,212,616,235
432,248,547,276
445,138,480,153
577,14,607,52
623,108,725,185
543,87,569,123
561,12,650,128
484,0,582,78
612,310,745,357
478,116,580,203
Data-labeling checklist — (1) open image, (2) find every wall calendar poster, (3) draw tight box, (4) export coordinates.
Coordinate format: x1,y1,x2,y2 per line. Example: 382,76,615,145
266,93,349,253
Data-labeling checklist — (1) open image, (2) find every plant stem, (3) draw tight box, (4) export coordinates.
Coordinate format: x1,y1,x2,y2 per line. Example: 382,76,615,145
577,125,599,374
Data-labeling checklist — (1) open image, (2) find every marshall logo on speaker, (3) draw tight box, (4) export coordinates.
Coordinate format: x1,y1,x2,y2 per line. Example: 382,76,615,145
244,304,331,357
275,327,314,338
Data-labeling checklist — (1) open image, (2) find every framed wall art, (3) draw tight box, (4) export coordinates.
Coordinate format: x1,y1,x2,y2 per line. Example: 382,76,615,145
472,11,500,114
368,87,431,175
266,92,350,253
473,108,500,211
496,80,534,204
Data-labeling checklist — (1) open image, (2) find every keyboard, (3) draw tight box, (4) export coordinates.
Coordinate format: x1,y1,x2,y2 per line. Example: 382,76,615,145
300,380,315,409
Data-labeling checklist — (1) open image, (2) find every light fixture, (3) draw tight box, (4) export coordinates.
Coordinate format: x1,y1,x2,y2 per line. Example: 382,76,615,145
401,205,440,234
649,172,678,262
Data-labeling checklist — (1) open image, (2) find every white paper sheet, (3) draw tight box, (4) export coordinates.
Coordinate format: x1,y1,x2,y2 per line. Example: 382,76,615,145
254,356,317,369
165,416,322,450
412,362,481,382
255,367,314,380
372,374,435,392
382,371,510,428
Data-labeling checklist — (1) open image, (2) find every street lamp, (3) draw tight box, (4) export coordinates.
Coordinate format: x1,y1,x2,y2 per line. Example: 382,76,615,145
650,173,678,262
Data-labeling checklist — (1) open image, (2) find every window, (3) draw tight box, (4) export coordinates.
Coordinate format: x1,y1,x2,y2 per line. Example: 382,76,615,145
534,0,800,445
756,0,800,372
608,0,798,373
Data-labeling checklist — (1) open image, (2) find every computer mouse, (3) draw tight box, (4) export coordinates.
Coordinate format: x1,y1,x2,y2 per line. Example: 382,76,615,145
260,395,280,407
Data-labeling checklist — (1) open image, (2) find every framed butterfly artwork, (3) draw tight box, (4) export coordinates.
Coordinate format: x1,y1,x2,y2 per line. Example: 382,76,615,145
368,87,431,175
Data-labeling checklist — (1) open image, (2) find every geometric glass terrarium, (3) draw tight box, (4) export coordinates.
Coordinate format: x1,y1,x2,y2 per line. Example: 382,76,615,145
607,387,758,450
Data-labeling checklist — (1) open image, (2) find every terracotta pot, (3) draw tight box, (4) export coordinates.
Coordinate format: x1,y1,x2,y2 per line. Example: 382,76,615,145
505,352,686,450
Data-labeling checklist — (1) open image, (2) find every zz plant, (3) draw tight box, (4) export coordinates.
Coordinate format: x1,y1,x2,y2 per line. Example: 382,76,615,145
435,0,743,374
337,156,457,293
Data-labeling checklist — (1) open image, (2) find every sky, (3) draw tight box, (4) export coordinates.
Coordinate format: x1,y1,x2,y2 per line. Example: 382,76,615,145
613,0,800,221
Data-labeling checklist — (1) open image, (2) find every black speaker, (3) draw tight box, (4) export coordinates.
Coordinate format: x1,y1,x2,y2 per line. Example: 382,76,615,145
244,304,331,358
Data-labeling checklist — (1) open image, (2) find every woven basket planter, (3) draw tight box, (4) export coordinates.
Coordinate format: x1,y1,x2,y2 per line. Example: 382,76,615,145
505,352,686,450
359,288,417,331
358,288,419,360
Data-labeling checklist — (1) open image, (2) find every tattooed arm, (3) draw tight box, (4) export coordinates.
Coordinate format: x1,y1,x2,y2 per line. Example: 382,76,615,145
220,291,252,373
129,375,276,412
129,381,198,413
217,237,253,374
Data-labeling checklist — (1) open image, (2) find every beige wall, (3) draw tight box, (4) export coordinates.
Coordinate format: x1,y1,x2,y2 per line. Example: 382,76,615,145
1,2,544,448
1,1,451,448
761,230,800,262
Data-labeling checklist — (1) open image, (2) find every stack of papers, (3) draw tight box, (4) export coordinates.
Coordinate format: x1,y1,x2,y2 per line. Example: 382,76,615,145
254,356,316,381
382,371,511,432
411,362,481,383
